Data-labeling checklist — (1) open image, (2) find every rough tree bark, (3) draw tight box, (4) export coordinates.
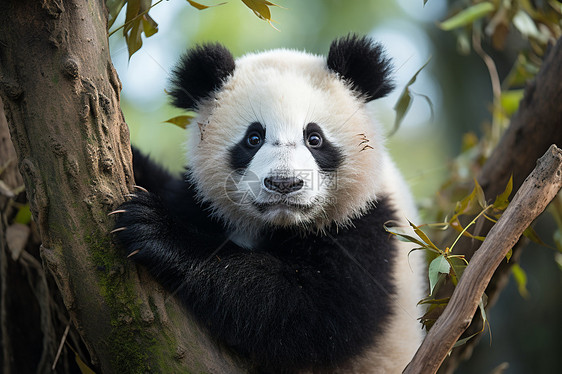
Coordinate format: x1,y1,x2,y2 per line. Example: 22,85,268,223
439,36,562,373
0,1,244,372
2,97,54,373
2,96,91,373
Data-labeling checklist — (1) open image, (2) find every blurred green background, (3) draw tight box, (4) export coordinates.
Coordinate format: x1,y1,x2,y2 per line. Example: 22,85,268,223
108,1,562,372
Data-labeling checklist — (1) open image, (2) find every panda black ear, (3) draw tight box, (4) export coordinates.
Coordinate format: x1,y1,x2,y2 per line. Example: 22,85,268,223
169,43,235,110
327,34,394,102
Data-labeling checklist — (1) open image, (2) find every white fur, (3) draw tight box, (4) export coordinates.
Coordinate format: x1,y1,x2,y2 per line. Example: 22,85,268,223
185,48,425,373
186,49,385,238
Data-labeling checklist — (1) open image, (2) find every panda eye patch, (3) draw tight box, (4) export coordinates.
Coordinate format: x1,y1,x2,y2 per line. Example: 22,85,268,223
246,132,262,147
306,132,323,148
229,122,265,170
304,122,343,171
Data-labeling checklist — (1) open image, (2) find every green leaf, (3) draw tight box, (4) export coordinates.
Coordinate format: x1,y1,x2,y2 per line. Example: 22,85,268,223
408,220,440,251
549,0,562,14
392,89,412,136
448,255,468,286
125,18,143,59
187,0,210,10
124,0,141,34
142,14,158,37
513,10,549,43
474,178,486,209
66,340,97,374
0,180,15,198
455,29,471,55
411,89,435,123
448,180,491,241
492,175,513,210
391,57,431,135
439,2,495,31
454,181,485,217
186,0,218,10
107,0,127,29
506,54,540,87
506,248,512,262
479,293,488,324
164,114,196,129
452,331,479,348
118,0,162,59
419,302,446,331
429,255,451,295
384,224,427,248
449,217,486,241
418,296,450,306
523,226,549,247
452,295,486,347
500,90,524,117
511,263,529,298
14,204,31,225
384,222,443,254
75,352,97,374
241,0,279,22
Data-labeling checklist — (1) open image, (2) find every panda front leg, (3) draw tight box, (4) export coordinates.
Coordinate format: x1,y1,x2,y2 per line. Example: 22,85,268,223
111,189,224,279
112,192,378,373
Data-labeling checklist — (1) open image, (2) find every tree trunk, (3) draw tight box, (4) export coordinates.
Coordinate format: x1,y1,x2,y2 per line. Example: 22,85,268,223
0,1,244,372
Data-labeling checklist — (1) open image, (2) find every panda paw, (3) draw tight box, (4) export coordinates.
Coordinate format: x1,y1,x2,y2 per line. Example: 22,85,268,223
110,189,170,260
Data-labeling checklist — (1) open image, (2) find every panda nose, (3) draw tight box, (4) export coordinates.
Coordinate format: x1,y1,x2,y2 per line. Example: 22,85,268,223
264,176,304,194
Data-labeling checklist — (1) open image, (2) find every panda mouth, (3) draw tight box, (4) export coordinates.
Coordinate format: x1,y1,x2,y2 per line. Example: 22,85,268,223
253,200,314,213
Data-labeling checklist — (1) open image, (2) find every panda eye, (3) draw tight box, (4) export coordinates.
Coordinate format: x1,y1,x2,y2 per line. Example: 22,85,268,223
246,132,262,147
306,132,323,148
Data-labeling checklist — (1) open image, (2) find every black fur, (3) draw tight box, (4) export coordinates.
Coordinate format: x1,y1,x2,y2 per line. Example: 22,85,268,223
169,43,235,110
229,122,266,171
115,153,398,373
327,34,394,101
304,122,344,172
131,148,177,195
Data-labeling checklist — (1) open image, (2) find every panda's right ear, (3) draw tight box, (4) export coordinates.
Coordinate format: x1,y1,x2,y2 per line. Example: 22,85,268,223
169,43,235,110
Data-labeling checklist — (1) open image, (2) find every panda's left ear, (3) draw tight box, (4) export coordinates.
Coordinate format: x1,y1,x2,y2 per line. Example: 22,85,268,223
327,34,394,102
169,43,235,110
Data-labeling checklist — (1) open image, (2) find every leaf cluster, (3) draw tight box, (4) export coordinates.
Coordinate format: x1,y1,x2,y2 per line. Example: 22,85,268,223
385,177,516,342
387,172,552,346
419,0,560,183
106,0,281,59
107,0,162,59
432,0,561,154
420,0,561,311
437,0,560,53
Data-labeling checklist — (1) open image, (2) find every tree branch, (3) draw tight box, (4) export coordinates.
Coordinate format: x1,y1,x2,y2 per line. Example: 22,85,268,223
439,36,562,373
405,145,562,374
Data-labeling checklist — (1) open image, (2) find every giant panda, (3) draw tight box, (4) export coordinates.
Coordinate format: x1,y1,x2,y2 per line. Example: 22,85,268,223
113,34,426,373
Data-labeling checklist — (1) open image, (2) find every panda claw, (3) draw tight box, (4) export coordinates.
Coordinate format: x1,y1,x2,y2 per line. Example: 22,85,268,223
111,227,127,234
133,185,148,193
108,209,127,216
125,193,137,199
127,249,140,258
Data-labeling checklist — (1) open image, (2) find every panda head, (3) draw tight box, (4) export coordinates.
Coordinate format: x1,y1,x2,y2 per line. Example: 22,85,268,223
169,35,394,238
